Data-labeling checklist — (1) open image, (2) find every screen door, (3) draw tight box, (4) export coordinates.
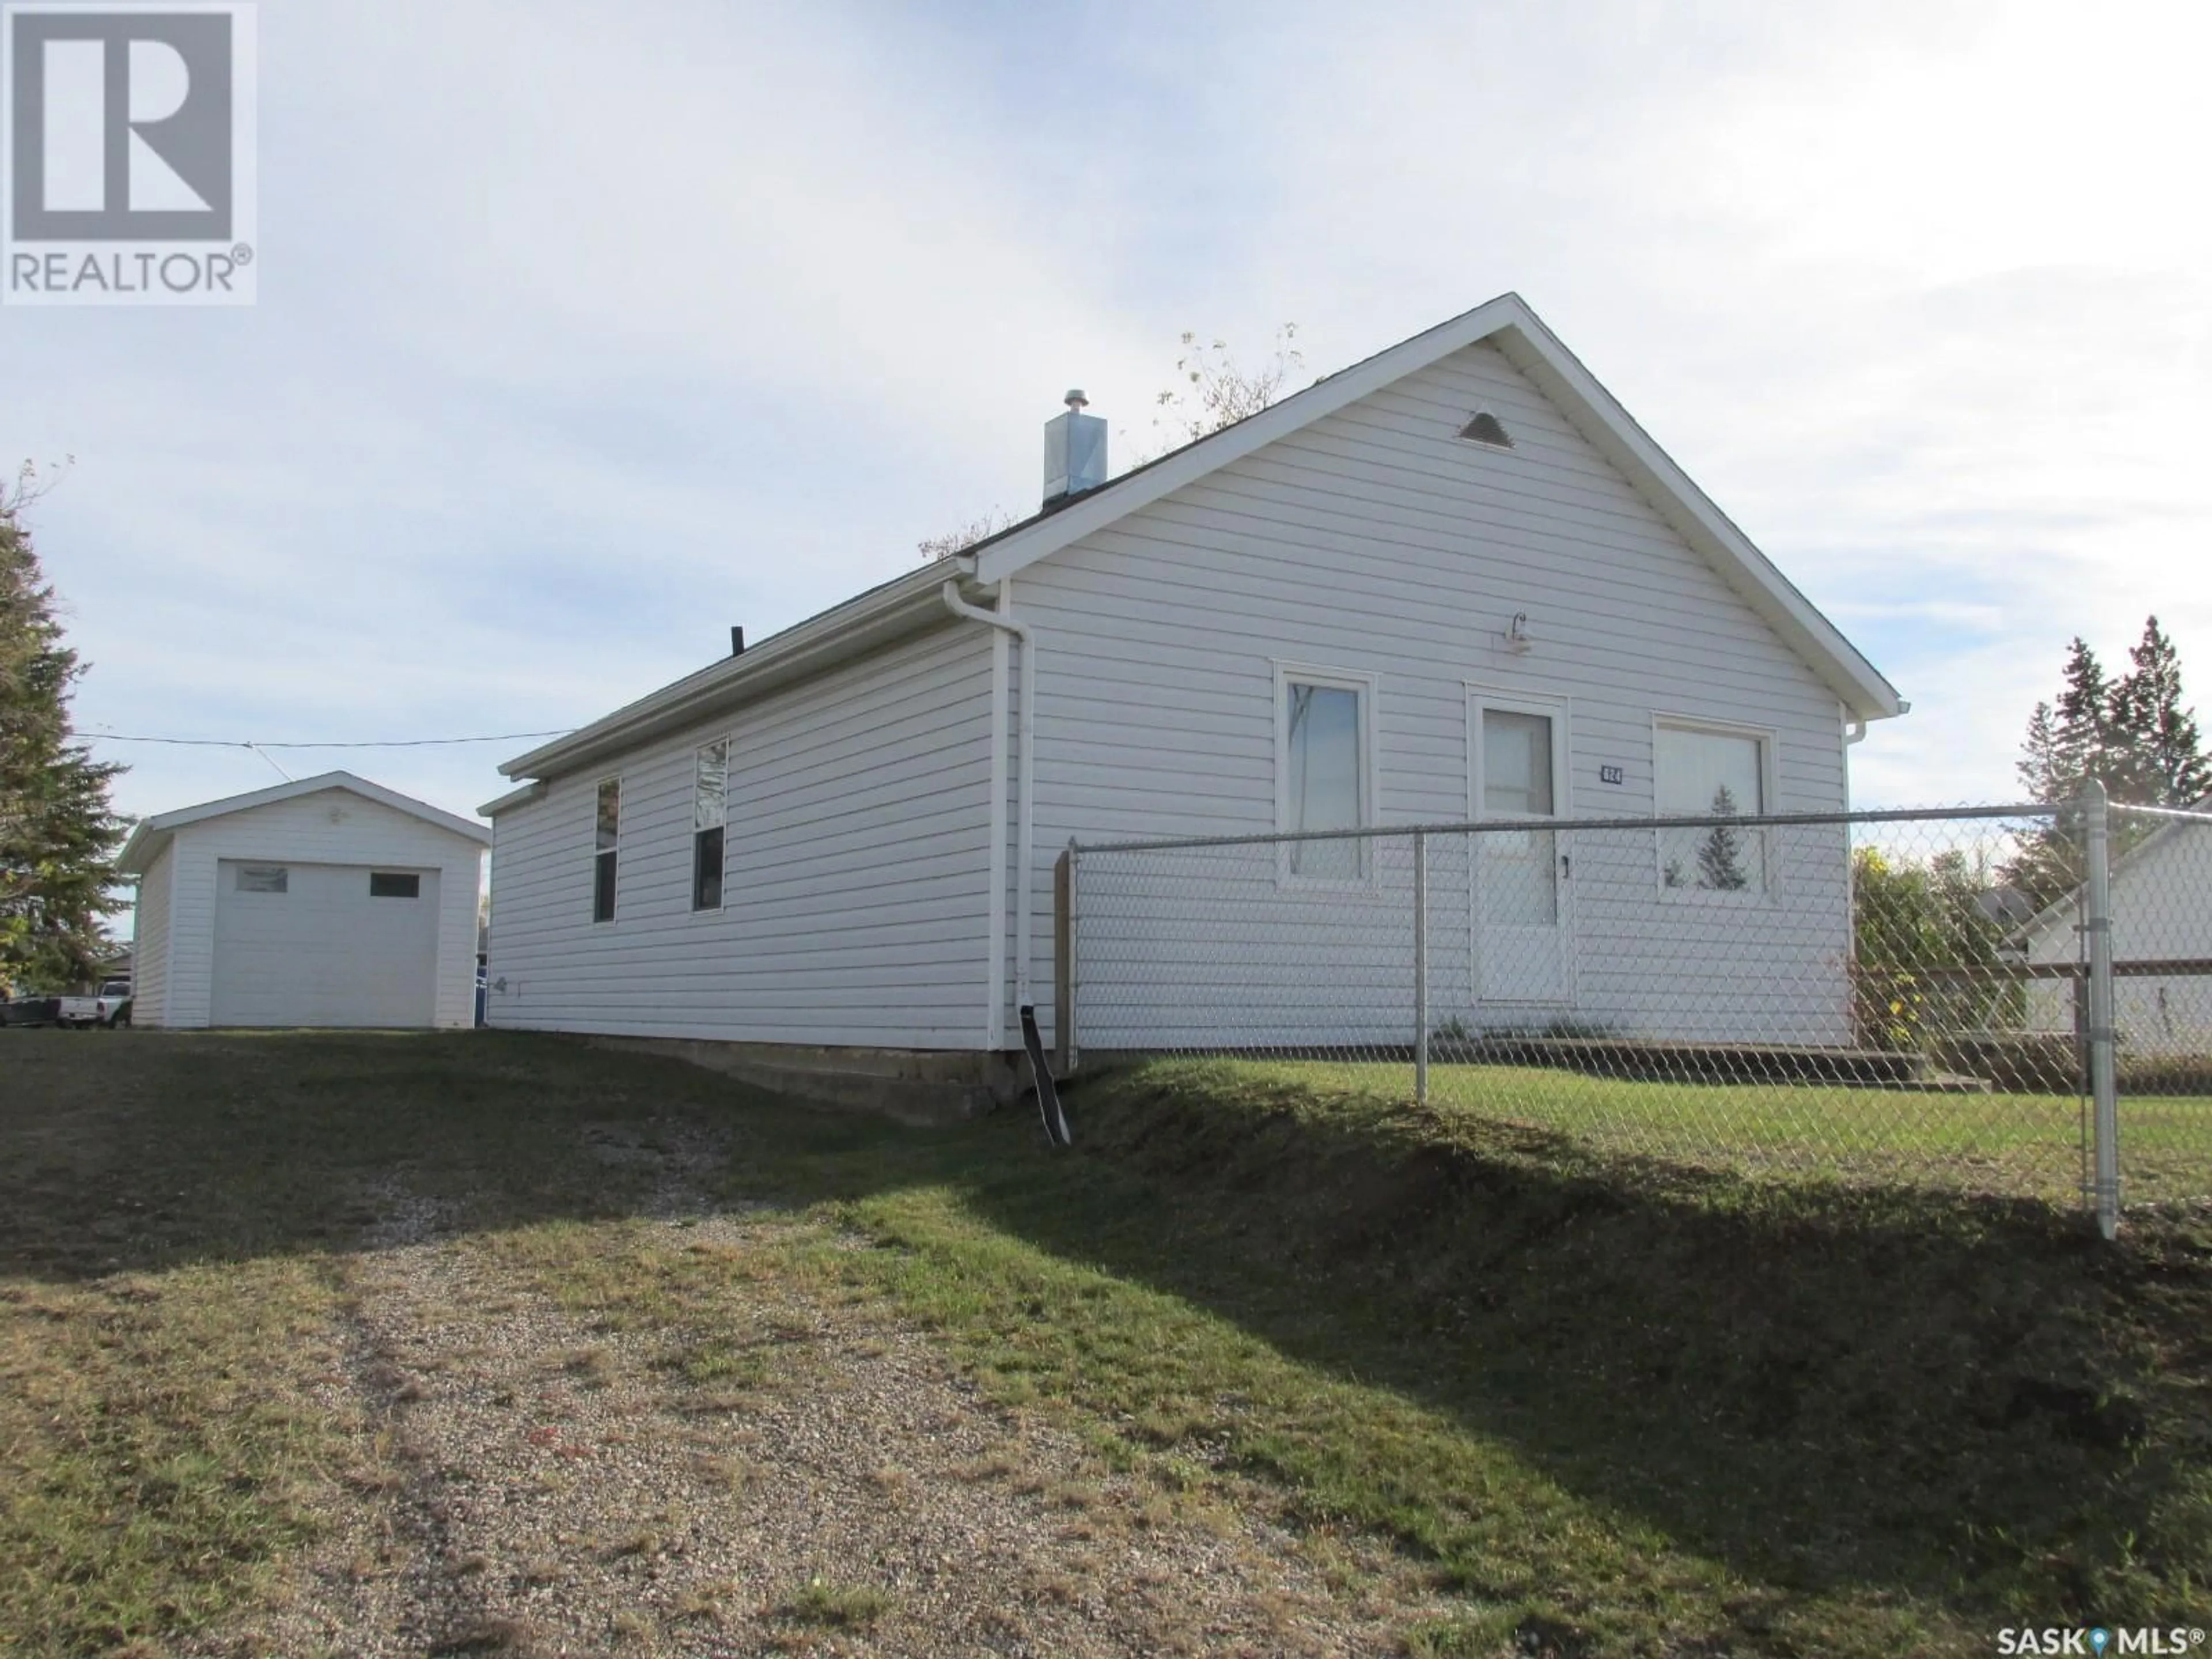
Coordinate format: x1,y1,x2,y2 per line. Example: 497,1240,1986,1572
1472,697,1571,1005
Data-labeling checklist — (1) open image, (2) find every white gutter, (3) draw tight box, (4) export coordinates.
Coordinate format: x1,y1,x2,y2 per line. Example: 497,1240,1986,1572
479,779,549,817
941,579,1037,1043
503,558,973,782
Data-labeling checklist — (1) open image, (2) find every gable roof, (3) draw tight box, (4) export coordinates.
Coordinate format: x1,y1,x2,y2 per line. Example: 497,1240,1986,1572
499,293,1902,787
2013,795,2212,948
115,771,491,875
970,293,1901,718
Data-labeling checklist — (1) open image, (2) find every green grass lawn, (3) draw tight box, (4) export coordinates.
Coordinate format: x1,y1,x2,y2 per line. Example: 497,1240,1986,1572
3,1032,2209,1657
1196,1056,2212,1208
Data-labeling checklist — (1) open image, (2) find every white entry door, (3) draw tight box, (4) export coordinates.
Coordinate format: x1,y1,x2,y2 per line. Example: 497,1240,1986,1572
1470,695,1573,1006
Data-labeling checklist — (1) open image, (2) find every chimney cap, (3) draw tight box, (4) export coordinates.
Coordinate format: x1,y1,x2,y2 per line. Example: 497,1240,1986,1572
1063,389,1088,411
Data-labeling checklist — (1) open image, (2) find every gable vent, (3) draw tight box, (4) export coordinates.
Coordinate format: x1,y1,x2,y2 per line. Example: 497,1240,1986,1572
1458,410,1514,449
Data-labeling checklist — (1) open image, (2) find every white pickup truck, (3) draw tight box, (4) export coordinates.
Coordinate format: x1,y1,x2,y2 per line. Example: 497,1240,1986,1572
7,980,133,1028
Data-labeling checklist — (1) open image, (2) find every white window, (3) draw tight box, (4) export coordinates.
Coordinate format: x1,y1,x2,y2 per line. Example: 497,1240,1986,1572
235,865,288,893
1656,721,1770,893
1277,665,1374,881
592,778,620,923
692,738,728,912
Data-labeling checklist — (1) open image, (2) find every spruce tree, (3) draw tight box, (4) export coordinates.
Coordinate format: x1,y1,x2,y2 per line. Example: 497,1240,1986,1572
2006,642,2108,904
2111,615,2210,807
2051,637,2112,796
1696,783,1749,890
2005,620,2210,904
2016,700,2064,803
0,475,126,990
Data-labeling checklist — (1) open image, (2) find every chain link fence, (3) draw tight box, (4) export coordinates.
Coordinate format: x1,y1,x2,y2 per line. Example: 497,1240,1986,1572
1060,790,2212,1230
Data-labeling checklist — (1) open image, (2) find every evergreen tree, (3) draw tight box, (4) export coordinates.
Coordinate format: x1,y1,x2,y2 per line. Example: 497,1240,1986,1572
0,473,127,990
2110,615,2211,807
2016,700,2064,803
2005,619,2210,906
1696,783,1749,890
2051,636,2113,796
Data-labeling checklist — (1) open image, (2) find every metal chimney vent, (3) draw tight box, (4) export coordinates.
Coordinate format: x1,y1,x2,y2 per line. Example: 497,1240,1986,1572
1043,389,1108,505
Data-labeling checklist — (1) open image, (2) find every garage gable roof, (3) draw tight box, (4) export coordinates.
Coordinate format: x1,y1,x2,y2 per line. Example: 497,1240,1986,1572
116,771,491,875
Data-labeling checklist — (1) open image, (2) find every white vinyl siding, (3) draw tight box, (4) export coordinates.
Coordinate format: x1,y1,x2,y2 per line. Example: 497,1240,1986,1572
147,791,483,1029
485,623,996,1048
130,843,173,1025
1010,338,1853,1046
2027,825,2212,1056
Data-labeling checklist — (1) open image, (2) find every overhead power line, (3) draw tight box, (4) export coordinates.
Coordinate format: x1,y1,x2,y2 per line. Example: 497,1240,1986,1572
83,729,572,751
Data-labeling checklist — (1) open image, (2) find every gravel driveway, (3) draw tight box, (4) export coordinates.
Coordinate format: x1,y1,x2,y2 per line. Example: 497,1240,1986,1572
201,1124,1439,1658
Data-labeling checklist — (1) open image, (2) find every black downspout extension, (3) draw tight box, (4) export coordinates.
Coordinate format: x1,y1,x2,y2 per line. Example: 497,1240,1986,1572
1019,1004,1072,1146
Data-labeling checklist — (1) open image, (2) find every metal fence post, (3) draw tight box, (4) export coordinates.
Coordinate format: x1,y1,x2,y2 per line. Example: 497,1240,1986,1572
1414,829,1429,1105
2083,780,2120,1238
1060,842,1081,1075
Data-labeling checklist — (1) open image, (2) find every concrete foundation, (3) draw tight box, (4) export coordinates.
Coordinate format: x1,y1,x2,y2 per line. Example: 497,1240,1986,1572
586,1037,1028,1125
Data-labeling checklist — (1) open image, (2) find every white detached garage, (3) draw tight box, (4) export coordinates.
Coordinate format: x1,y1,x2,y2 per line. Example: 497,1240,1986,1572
116,772,490,1029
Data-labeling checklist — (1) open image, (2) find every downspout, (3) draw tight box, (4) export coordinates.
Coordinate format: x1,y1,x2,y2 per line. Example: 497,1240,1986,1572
942,579,1037,1044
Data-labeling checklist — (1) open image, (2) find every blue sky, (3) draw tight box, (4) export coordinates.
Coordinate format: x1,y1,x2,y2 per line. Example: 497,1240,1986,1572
6,0,2209,854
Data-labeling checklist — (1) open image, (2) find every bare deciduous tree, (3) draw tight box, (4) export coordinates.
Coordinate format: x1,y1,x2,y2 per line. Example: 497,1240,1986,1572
1143,323,1305,454
917,508,1019,563
915,325,1306,562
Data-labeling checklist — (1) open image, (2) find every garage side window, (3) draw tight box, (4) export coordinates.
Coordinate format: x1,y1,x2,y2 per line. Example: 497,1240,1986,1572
693,738,728,912
369,872,421,898
236,865,287,893
593,778,620,923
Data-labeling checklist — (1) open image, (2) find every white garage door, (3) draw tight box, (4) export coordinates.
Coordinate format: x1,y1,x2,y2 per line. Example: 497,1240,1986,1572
211,860,441,1027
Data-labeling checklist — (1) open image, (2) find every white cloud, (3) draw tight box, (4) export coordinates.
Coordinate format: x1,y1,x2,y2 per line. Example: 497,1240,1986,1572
4,0,2208,847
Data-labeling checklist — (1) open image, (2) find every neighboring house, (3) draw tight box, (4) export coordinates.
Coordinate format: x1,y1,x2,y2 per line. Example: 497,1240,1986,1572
2020,804,2212,1058
483,292,1904,1061
116,772,490,1029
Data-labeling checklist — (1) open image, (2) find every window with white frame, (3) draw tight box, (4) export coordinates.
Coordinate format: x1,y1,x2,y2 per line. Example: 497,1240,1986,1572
592,778,620,923
1656,722,1768,892
1278,669,1372,880
692,739,728,912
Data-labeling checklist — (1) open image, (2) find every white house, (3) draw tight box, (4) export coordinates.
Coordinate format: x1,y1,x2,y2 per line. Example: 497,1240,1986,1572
2021,807,2212,1059
116,772,490,1029
483,293,1904,1063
